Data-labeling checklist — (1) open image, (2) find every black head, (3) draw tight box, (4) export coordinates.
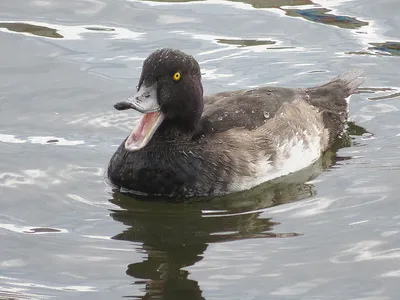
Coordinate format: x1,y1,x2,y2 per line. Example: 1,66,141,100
114,49,205,152
138,48,204,130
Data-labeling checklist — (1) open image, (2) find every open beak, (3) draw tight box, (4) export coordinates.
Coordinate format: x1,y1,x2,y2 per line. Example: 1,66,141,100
114,82,165,152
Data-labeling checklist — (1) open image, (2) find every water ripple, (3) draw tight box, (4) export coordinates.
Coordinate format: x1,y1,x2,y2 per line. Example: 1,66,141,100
0,21,144,40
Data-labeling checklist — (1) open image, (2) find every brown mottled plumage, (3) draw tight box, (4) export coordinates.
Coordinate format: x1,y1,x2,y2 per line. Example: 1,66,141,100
107,48,364,197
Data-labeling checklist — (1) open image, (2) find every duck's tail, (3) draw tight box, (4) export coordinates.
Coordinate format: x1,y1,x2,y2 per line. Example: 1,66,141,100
306,69,364,114
319,69,364,96
306,69,364,146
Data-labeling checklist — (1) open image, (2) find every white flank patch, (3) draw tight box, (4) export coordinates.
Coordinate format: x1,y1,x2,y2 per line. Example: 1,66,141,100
228,125,323,192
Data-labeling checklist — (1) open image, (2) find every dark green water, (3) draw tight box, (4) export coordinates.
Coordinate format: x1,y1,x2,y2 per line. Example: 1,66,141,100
1,0,400,299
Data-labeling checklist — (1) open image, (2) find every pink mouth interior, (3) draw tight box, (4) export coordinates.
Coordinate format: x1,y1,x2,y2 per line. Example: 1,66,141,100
126,111,161,148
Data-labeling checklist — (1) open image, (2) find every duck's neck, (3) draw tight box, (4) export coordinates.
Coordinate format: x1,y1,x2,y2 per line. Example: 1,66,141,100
157,116,201,135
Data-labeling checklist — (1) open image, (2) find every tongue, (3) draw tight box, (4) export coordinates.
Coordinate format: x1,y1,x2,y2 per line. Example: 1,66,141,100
125,112,161,149
136,113,153,138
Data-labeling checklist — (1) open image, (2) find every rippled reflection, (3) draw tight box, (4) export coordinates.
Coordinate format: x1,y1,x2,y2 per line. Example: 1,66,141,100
284,8,368,29
231,0,313,8
0,21,142,40
110,189,298,299
347,41,400,56
139,0,367,30
369,92,400,101
0,22,63,38
107,124,366,299
368,41,400,56
216,38,276,48
0,288,49,300
141,0,313,7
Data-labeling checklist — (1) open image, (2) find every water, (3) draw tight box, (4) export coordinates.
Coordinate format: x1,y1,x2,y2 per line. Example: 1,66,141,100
1,0,400,299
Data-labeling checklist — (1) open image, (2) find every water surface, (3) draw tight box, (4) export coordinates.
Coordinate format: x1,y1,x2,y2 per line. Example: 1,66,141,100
1,0,400,299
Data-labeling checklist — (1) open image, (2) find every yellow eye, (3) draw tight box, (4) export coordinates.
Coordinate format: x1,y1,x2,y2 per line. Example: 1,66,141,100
173,72,181,81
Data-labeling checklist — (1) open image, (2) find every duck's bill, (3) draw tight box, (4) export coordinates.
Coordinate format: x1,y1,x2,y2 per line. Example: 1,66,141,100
116,83,165,152
124,83,160,114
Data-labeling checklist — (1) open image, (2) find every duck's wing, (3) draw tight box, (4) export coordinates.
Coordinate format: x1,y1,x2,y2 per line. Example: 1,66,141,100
201,87,305,133
200,70,364,134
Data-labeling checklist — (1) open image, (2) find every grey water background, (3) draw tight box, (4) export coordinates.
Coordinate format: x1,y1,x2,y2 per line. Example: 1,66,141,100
1,0,400,299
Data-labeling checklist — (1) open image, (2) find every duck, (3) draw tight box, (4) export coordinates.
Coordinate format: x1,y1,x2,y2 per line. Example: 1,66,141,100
107,48,363,198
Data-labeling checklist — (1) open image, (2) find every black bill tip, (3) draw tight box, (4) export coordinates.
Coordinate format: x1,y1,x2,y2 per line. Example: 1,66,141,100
114,101,134,111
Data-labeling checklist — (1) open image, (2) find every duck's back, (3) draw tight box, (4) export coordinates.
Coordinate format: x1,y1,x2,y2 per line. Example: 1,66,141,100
201,70,363,144
202,87,303,132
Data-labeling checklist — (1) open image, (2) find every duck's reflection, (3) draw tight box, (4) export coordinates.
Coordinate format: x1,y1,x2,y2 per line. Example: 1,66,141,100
109,124,366,299
110,190,297,299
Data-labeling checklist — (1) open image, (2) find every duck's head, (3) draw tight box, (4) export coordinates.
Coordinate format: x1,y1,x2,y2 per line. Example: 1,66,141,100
115,48,204,152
